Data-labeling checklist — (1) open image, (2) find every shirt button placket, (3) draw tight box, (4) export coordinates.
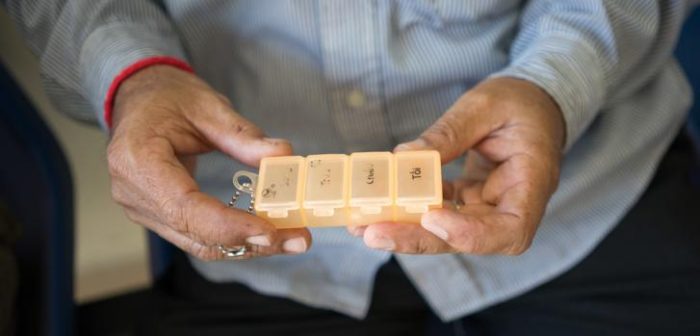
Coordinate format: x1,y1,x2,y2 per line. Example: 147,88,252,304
346,89,366,109
318,1,392,152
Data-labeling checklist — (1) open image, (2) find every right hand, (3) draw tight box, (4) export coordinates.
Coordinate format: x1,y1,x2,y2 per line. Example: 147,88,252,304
107,65,311,260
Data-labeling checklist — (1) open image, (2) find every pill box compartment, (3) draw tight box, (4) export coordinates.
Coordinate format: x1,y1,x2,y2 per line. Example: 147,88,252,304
394,150,442,224
303,154,350,227
349,152,395,226
254,156,306,228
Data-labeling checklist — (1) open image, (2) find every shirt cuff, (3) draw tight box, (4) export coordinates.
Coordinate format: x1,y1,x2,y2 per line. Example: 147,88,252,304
103,56,193,129
79,23,193,130
490,35,605,151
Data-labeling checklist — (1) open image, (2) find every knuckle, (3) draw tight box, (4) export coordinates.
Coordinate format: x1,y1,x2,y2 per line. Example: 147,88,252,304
244,244,267,258
215,93,232,106
413,236,440,254
194,90,220,106
137,141,167,167
195,91,235,117
164,195,228,246
425,119,461,146
189,92,219,117
160,196,187,230
186,239,219,261
192,245,217,261
110,185,128,205
106,142,128,178
464,89,495,110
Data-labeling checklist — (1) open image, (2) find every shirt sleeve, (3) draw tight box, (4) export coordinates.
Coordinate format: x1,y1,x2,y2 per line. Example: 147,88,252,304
490,0,692,150
3,0,190,129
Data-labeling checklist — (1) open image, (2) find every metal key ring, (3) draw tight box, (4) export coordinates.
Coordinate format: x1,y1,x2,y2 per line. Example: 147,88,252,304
232,171,257,195
228,170,258,214
218,170,260,260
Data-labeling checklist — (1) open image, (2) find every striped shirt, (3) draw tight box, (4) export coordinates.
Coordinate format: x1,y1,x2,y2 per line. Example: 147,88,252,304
5,0,695,320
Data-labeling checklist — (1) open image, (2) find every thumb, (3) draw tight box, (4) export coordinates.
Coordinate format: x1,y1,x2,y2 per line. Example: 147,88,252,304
394,99,496,164
192,105,293,166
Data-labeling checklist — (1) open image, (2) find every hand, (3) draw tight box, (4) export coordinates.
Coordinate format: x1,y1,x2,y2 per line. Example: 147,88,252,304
358,77,565,255
107,65,311,260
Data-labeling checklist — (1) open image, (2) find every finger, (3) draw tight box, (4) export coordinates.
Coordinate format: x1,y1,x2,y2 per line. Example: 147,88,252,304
426,156,548,255
122,137,295,249
421,205,532,255
476,152,557,238
458,180,485,205
190,103,293,166
125,201,312,260
394,94,500,163
363,222,454,254
262,228,313,255
164,191,279,247
123,208,230,261
464,151,494,181
480,154,554,207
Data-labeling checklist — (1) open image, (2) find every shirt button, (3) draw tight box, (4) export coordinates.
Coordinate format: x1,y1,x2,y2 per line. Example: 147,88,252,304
346,89,366,109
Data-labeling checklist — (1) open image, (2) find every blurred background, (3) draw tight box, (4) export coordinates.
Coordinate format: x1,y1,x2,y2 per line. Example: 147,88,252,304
0,8,150,304
0,3,698,336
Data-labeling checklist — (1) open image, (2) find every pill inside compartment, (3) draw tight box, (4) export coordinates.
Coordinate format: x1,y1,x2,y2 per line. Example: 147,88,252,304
394,150,442,224
254,156,306,229
349,152,394,226
303,154,350,227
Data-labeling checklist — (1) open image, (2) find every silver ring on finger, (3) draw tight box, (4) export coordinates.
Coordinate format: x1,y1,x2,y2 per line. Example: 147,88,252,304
217,244,248,259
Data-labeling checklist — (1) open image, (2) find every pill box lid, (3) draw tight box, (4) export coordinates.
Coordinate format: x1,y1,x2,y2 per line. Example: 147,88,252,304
394,150,442,207
255,156,305,213
303,154,349,210
349,152,394,207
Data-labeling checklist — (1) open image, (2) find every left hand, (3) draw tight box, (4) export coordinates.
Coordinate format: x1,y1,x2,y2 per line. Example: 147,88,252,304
354,77,566,255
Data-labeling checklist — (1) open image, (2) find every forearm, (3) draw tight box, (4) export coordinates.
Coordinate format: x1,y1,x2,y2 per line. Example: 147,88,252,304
4,0,189,128
491,0,691,150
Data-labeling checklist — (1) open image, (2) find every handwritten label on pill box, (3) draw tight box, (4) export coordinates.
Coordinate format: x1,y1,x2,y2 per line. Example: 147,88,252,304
351,156,390,200
304,156,347,203
396,153,436,200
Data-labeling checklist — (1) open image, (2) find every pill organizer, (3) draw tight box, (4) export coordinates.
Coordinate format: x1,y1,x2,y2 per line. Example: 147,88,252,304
232,150,442,228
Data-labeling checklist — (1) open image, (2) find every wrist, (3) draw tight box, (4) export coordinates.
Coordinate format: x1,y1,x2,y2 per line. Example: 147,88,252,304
106,57,193,129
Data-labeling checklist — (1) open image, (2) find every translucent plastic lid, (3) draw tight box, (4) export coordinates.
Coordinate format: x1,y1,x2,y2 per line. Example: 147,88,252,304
303,154,349,216
349,152,393,214
394,150,442,213
255,156,305,218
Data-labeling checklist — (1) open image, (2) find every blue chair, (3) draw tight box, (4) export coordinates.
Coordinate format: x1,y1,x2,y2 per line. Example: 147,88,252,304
148,228,177,281
0,62,75,335
675,7,700,185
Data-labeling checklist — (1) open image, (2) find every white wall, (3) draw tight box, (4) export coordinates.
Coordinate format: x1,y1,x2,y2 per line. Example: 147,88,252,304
0,8,150,303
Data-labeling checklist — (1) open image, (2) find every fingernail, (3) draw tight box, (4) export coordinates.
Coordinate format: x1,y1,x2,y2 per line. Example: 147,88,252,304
246,235,271,247
421,221,449,241
349,226,367,237
263,137,290,146
395,138,428,152
368,236,396,251
283,237,307,254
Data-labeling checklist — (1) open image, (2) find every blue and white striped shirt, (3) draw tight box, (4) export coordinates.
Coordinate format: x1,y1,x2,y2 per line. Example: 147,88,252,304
6,0,694,320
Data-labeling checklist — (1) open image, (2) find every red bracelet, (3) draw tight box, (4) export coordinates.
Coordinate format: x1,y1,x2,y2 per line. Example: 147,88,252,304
103,56,193,129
